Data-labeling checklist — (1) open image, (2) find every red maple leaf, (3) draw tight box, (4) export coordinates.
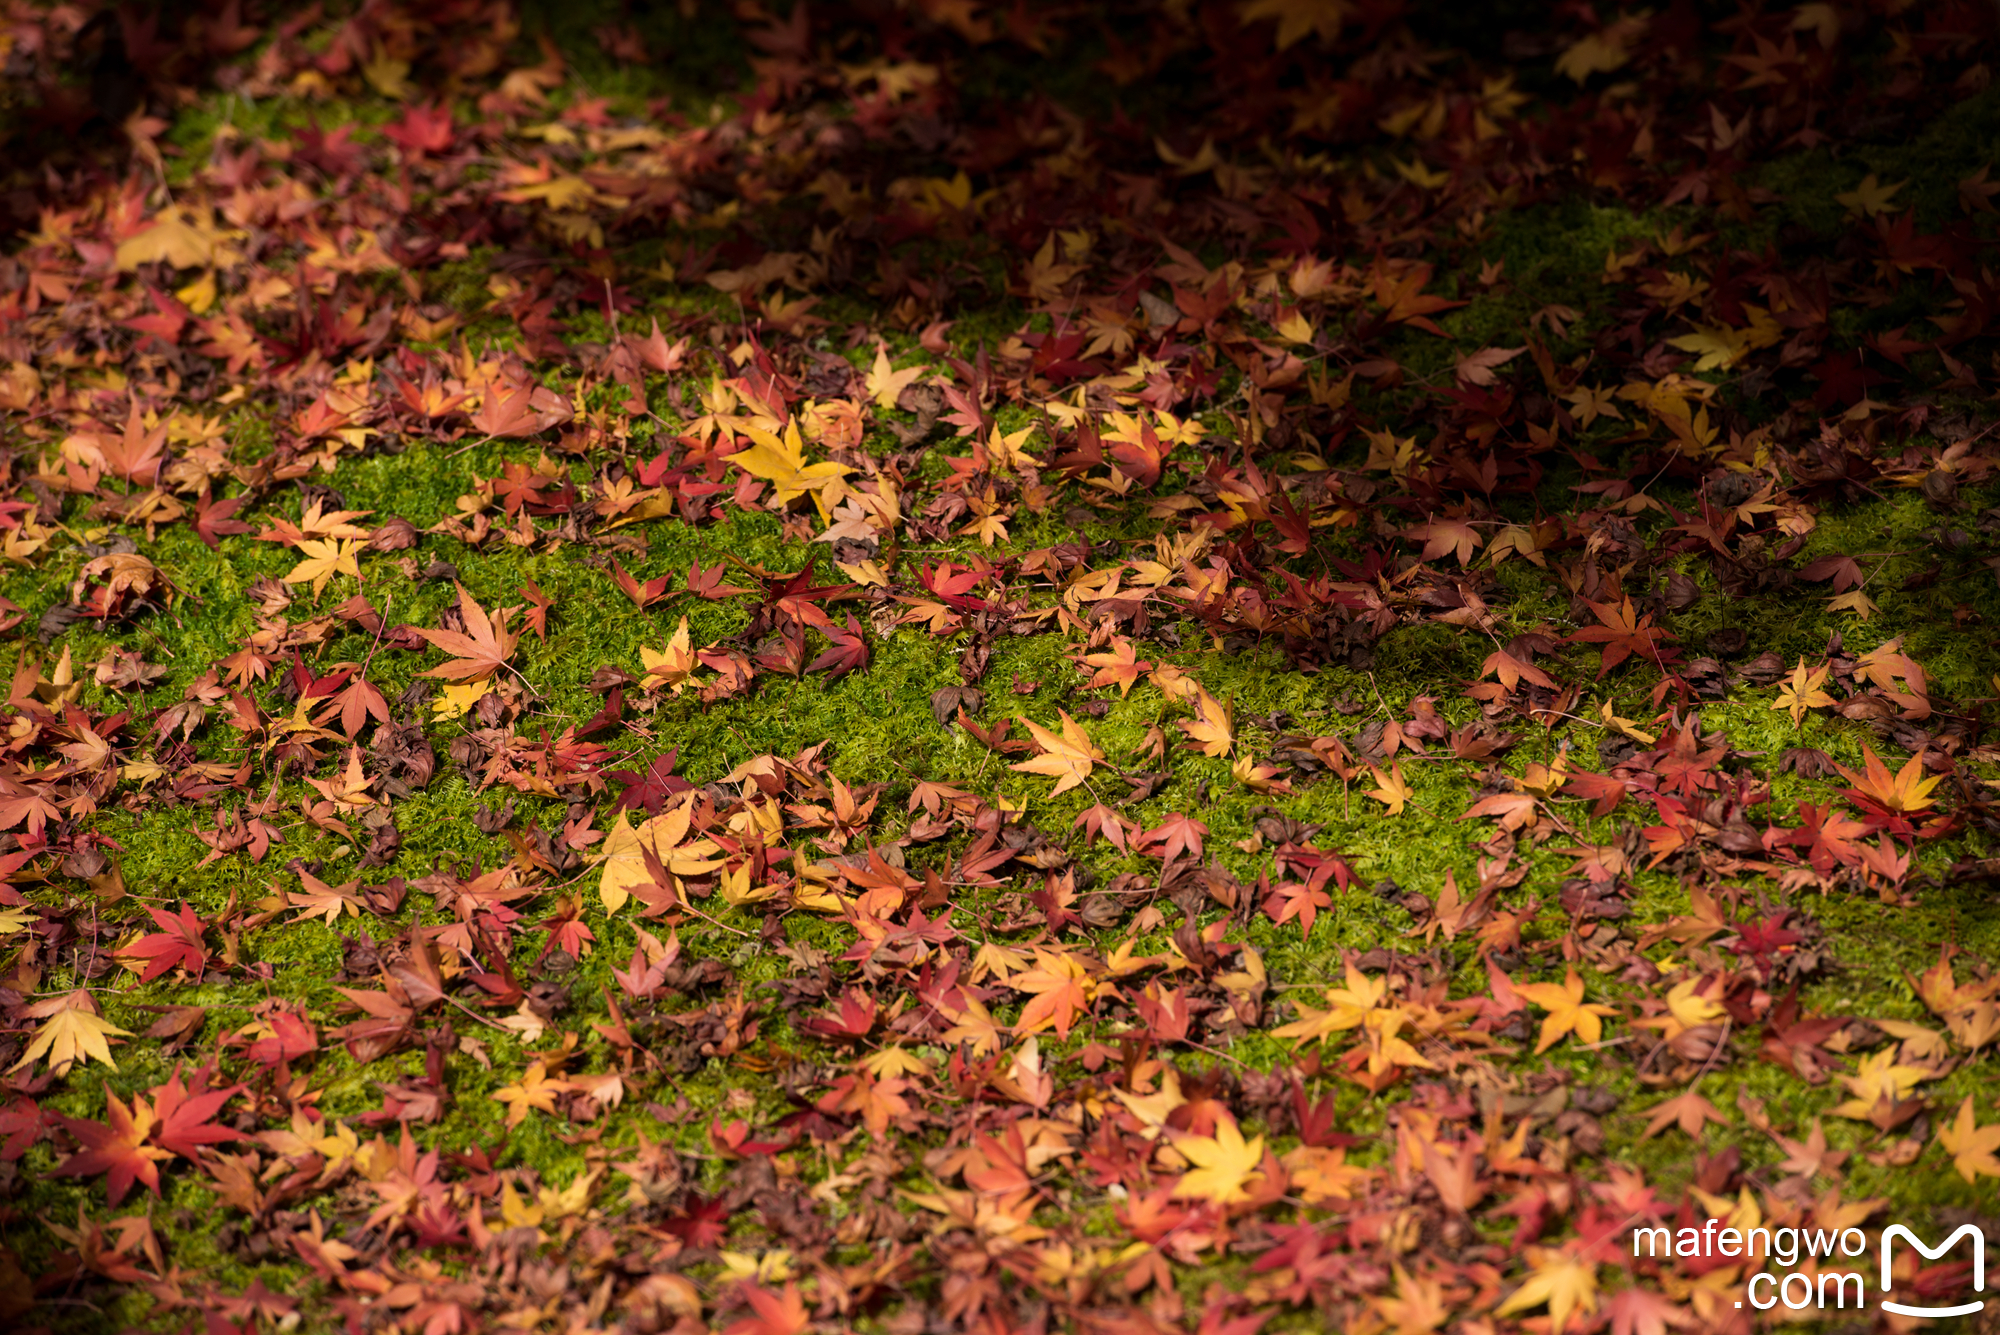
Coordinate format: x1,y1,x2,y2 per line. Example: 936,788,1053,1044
1141,812,1208,862
1568,598,1679,677
147,1067,244,1160
805,614,869,680
1263,878,1333,938
661,1194,731,1248
117,902,211,984
1371,261,1468,336
611,559,672,609
0,1097,42,1161
53,1068,240,1205
382,101,455,156
54,1091,172,1205
190,492,252,548
687,559,752,600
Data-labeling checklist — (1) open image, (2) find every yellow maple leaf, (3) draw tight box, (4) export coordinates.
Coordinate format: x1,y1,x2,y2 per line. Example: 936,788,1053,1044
1179,688,1234,756
864,344,926,409
494,1060,571,1127
717,862,782,910
1597,698,1658,745
175,270,218,314
1149,662,1202,704
727,418,853,513
1018,231,1083,301
984,422,1039,471
1771,660,1835,726
1828,589,1878,620
1367,762,1414,816
937,996,1007,1058
115,208,243,272
1496,1249,1599,1334
639,616,698,694
1113,1069,1186,1140
1371,1265,1453,1335
597,807,725,912
1555,31,1629,83
1666,323,1753,372
500,174,597,211
430,680,490,721
1010,711,1105,797
1832,1048,1930,1119
1513,968,1617,1054
1237,0,1349,50
1169,1115,1267,1205
282,538,362,600
1271,962,1388,1046
11,992,130,1075
361,47,412,99
1834,173,1906,218
1937,1096,2000,1182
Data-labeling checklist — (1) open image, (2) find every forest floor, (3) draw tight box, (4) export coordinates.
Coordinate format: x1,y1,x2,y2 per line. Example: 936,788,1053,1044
2,2,2000,1333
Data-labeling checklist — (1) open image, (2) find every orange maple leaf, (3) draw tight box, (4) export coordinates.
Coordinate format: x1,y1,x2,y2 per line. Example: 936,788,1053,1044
1179,688,1234,756
1834,742,1941,815
410,584,520,683
1513,968,1617,1053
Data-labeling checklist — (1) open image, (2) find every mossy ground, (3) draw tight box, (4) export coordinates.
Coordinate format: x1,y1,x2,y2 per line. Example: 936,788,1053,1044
3,4,2000,1332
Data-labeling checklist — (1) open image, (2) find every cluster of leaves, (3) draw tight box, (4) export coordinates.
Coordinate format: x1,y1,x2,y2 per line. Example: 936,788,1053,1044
0,1,1999,1334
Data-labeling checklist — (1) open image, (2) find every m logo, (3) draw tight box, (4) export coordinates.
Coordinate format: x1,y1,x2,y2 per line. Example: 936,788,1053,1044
1880,1224,1986,1319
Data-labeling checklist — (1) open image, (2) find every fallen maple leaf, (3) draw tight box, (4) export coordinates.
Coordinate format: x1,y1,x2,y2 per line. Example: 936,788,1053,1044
727,418,854,510
1604,1283,1693,1335
1513,968,1617,1053
864,344,927,408
1483,648,1554,692
1011,948,1100,1039
1179,688,1234,756
1771,660,1835,726
115,207,241,271
1169,1115,1266,1205
1569,597,1675,677
12,992,131,1075
1367,762,1414,816
1011,711,1105,797
52,1089,172,1205
639,617,699,694
1239,0,1347,49
597,808,724,913
494,1060,572,1127
1081,637,1151,696
1263,879,1333,938
116,903,210,984
1834,172,1906,217
1371,1264,1453,1335
410,584,519,683
722,1283,810,1335
1834,742,1941,815
1937,1096,2000,1182
1454,345,1524,387
1496,1248,1599,1335
1831,1049,1930,1121
282,539,362,600
1641,1089,1727,1139
1408,516,1482,565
